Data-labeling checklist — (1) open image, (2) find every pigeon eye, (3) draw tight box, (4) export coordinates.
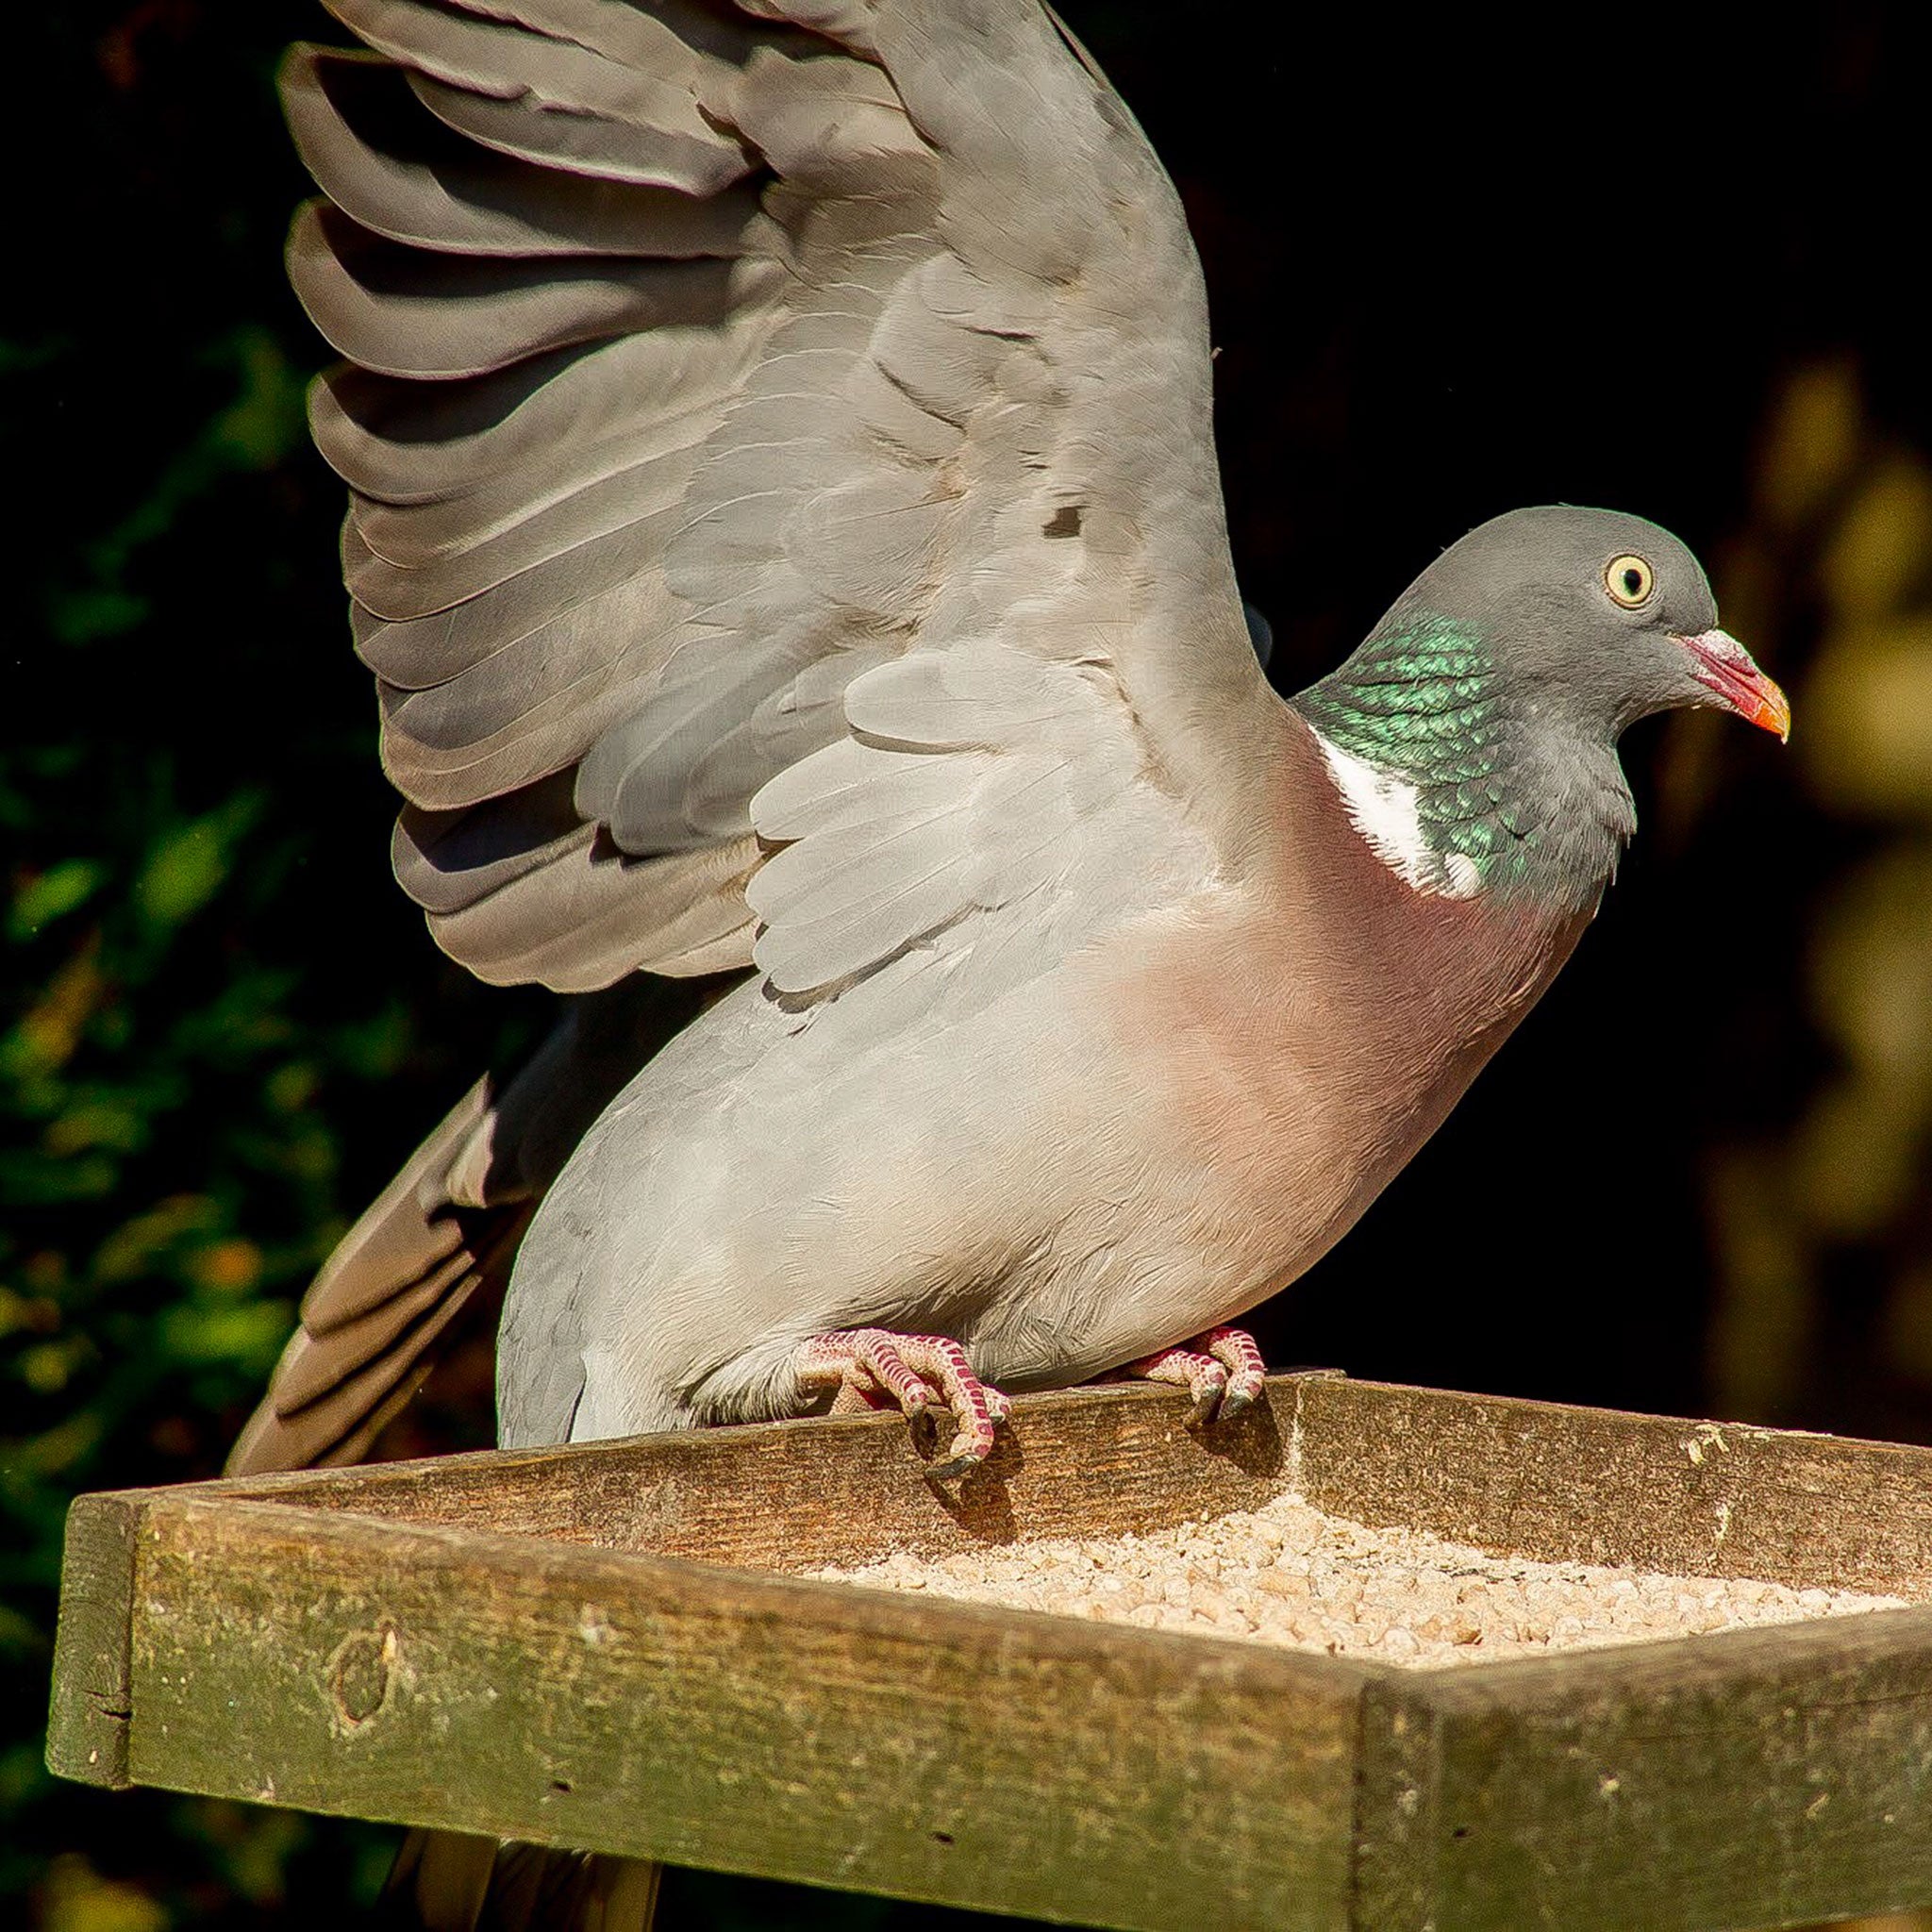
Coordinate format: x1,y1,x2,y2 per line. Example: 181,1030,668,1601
1605,554,1655,608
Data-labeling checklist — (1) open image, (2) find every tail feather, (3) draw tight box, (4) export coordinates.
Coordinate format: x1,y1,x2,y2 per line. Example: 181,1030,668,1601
268,1250,473,1415
382,1833,661,1932
231,1204,533,1474
226,1081,529,1475
230,977,712,1476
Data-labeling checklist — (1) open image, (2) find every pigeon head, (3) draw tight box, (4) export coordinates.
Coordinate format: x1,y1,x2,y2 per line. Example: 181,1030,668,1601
1295,505,1789,910
1388,506,1789,747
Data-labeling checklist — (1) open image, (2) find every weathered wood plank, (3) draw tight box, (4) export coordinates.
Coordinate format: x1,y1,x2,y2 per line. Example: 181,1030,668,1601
45,1491,144,1790
1403,1609,1932,1930
125,1493,1364,1931
1293,1378,1932,1591
1348,1674,1443,1930
191,1375,1932,1593
179,1379,1292,1569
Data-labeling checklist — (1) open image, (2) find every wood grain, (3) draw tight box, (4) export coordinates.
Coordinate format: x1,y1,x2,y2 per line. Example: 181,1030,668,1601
1292,1378,1932,1591
178,1377,1292,1568
1407,1610,1932,1930
45,1491,142,1790
125,1492,1361,1931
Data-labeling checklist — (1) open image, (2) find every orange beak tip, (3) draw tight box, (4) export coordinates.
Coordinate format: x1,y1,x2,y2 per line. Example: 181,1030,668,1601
1680,629,1790,746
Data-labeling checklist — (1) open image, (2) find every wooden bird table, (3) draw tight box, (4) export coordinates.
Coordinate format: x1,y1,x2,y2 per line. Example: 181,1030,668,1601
44,1374,1932,1930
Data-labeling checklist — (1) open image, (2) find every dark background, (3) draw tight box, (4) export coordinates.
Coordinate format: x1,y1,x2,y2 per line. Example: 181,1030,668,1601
8,3,1932,1925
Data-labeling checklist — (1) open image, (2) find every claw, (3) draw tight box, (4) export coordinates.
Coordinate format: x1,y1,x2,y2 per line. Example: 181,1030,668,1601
1205,1326,1269,1415
1187,1361,1230,1427
797,1328,1008,1476
1121,1325,1268,1425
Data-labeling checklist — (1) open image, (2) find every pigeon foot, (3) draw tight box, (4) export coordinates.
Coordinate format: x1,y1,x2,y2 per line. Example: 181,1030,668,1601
797,1328,1012,1478
1121,1325,1268,1425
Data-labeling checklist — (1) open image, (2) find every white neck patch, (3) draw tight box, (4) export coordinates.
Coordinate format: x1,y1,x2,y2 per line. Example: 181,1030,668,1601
1310,729,1483,900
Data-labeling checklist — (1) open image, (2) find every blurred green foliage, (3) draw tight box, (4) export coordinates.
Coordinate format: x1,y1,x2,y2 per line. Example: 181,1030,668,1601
0,341,403,1920
0,7,535,1924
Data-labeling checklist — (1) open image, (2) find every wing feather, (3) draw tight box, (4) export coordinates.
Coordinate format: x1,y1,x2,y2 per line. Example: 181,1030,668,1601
351,528,661,686
325,0,757,192
289,0,1265,997
378,659,656,806
290,202,756,380
311,328,765,506
345,468,693,619
285,46,770,259
747,644,1181,999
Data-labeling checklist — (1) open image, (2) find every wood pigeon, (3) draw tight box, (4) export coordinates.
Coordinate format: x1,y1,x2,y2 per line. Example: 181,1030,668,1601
234,0,1788,1487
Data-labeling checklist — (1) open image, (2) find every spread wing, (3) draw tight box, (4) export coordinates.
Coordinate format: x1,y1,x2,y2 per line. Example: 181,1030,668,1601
288,0,1267,998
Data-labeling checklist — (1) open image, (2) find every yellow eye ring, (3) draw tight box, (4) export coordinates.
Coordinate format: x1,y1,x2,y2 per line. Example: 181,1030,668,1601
1605,554,1655,608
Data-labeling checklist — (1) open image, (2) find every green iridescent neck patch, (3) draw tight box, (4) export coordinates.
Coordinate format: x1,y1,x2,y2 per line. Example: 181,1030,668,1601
1298,616,1498,775
1295,611,1636,908
1297,615,1556,897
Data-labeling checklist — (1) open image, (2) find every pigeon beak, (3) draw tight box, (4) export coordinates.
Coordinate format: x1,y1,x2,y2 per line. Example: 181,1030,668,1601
1675,628,1791,742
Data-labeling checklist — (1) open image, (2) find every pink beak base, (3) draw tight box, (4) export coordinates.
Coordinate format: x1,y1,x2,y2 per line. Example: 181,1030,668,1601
1677,628,1791,742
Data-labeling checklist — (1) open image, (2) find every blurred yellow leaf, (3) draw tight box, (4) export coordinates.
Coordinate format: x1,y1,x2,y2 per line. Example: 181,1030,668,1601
1757,358,1862,532
264,1061,316,1113
8,858,106,941
90,1195,221,1286
1819,454,1932,623
2,937,106,1076
1809,843,1932,1082
39,1855,166,1932
19,1336,91,1395
0,1287,56,1341
187,1237,262,1294
206,326,308,472
134,824,225,930
156,1298,292,1372
4,1410,104,1478
1880,1267,1932,1390
1704,1147,1815,1420
1801,618,1932,819
132,793,264,932
1787,1077,1922,1239
43,1096,146,1158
